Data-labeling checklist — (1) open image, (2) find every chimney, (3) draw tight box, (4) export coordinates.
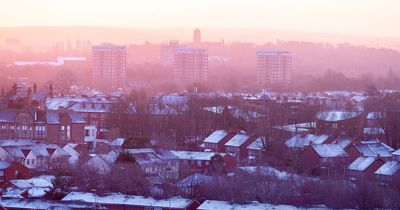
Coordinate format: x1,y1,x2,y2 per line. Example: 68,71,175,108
82,102,86,109
90,102,95,109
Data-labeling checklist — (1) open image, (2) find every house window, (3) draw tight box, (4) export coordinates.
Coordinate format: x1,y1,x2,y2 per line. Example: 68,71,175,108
332,123,338,129
35,126,46,138
67,126,71,140
60,126,65,139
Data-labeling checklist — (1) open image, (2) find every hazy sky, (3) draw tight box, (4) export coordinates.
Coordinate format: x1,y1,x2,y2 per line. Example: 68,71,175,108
0,0,399,38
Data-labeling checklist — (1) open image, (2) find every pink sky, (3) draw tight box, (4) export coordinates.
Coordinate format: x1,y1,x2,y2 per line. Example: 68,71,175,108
0,0,399,38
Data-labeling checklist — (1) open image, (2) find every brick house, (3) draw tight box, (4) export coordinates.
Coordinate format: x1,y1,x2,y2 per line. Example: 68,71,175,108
0,161,30,182
346,156,385,180
246,137,266,162
224,133,257,160
0,144,70,171
316,111,363,137
0,107,85,144
203,130,235,153
345,139,394,162
374,160,400,184
300,144,349,177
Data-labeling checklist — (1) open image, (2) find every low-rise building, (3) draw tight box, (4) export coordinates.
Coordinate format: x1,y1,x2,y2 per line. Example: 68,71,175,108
0,161,30,181
0,107,85,144
224,133,257,160
300,144,349,177
346,156,385,180
203,130,235,153
374,160,400,184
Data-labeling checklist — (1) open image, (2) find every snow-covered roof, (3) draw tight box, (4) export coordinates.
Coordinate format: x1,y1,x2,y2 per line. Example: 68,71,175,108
316,111,360,122
0,110,18,122
363,127,385,135
285,134,329,148
238,166,306,182
0,140,36,147
225,133,251,147
347,157,378,171
1,143,69,159
274,122,316,133
0,161,13,170
62,192,194,208
354,140,394,157
45,110,60,124
331,136,354,149
203,130,231,143
393,149,400,156
366,112,384,120
110,138,125,147
65,109,86,123
46,96,114,113
10,177,53,189
375,161,400,176
246,137,265,150
0,198,93,209
311,144,348,158
197,200,299,210
170,150,225,161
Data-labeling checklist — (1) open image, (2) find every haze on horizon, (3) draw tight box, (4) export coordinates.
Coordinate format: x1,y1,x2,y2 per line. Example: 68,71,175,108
0,0,399,39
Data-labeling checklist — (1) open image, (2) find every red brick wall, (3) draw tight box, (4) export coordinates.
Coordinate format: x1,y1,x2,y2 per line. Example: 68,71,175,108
299,146,320,169
47,124,60,143
3,163,30,181
71,124,85,143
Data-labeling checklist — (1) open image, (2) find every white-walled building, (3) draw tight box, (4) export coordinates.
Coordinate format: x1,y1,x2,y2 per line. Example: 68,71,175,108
173,48,208,82
257,50,292,85
92,43,126,88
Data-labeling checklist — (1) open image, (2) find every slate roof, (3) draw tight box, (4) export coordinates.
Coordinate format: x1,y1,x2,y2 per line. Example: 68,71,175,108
0,109,18,122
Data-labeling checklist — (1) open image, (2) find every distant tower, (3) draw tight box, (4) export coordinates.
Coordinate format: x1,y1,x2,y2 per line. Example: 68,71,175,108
92,43,126,89
173,48,208,82
67,40,73,51
193,28,201,46
256,50,292,85
75,39,82,51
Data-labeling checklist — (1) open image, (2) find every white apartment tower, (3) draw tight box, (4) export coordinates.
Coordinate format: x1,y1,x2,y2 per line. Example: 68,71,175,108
92,43,126,89
161,40,180,66
257,50,292,85
173,48,208,82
